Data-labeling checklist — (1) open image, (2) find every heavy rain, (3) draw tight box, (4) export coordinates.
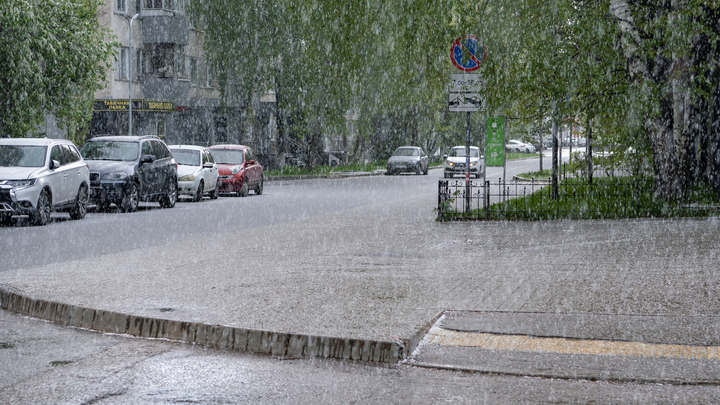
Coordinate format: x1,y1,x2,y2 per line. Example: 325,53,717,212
2,0,720,403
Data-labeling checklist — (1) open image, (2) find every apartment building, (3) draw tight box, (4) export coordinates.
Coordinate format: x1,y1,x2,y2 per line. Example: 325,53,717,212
90,0,245,146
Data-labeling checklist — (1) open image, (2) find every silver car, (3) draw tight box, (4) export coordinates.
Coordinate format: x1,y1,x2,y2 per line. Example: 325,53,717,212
0,138,90,226
386,146,429,175
444,146,485,179
169,145,220,202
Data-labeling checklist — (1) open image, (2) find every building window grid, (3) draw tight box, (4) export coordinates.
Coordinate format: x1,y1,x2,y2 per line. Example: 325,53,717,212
116,0,126,13
143,0,183,12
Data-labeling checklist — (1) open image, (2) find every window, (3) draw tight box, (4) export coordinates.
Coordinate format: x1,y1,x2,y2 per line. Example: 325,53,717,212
135,48,143,80
175,45,185,78
118,48,129,80
190,58,198,85
206,63,212,87
116,0,126,13
50,145,66,166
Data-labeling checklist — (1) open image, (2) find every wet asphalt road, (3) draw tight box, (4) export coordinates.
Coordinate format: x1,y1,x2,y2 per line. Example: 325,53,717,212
4,152,720,403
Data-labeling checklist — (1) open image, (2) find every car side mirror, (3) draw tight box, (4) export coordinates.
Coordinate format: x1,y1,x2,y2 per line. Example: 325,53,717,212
49,160,60,170
248,160,256,165
203,162,214,168
141,155,155,164
443,155,448,159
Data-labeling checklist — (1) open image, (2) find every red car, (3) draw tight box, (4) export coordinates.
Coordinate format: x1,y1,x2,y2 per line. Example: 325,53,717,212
208,145,263,197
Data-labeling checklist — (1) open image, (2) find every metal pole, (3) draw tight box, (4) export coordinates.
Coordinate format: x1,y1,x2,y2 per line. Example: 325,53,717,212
128,13,140,137
465,111,471,213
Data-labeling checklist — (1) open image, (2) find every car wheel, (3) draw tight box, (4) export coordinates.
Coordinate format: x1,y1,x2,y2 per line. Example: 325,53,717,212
194,181,204,202
210,179,220,200
160,178,177,208
512,148,520,154
449,173,454,178
239,177,249,197
31,189,51,226
415,165,421,175
69,184,88,220
121,182,140,213
255,175,264,195
423,166,428,175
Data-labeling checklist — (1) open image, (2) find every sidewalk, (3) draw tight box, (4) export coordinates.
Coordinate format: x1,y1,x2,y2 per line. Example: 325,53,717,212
2,188,720,381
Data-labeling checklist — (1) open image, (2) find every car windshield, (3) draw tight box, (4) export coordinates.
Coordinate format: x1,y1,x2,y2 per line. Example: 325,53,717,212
0,145,47,167
392,148,418,157
171,149,201,166
449,148,479,158
80,141,139,161
211,149,244,165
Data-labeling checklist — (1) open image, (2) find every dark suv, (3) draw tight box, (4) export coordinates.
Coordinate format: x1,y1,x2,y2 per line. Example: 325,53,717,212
80,136,178,212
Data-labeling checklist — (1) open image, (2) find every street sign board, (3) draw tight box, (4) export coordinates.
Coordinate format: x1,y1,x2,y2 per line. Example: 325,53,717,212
448,93,485,112
450,35,485,72
448,74,485,93
486,116,505,166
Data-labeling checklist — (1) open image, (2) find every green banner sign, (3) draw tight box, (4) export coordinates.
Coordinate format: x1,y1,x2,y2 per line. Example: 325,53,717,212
485,116,505,167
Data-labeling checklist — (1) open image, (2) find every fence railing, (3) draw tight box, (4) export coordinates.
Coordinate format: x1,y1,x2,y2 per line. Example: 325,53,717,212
437,177,658,221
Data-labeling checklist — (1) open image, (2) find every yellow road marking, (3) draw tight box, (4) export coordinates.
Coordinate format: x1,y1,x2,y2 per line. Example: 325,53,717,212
425,326,720,361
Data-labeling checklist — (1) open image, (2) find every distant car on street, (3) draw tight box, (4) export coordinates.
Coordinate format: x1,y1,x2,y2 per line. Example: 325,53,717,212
0,138,90,226
209,145,263,197
80,135,178,212
386,146,429,175
505,139,536,154
444,146,484,179
169,145,220,202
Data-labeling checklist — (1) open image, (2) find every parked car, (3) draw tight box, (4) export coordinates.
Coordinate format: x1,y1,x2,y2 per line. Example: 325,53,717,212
444,146,484,179
209,145,263,197
505,139,536,154
386,146,428,175
0,138,90,226
80,135,178,212
169,145,220,202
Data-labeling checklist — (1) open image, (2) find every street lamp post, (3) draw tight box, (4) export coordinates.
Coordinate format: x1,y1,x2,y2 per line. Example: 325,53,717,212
127,13,140,137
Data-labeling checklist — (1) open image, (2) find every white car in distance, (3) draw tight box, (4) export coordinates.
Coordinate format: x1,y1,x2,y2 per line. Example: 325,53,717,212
169,145,220,202
444,146,485,179
506,139,536,154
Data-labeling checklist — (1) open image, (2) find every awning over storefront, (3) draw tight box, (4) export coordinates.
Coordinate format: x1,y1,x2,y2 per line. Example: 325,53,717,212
93,99,175,112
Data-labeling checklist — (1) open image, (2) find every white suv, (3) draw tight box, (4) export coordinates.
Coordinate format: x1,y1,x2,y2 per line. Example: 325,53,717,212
0,138,90,226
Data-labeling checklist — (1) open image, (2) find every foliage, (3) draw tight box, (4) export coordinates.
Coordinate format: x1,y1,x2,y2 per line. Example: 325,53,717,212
193,0,720,201
0,0,115,143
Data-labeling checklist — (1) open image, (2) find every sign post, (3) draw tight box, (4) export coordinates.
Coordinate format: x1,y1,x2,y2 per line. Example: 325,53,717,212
449,35,486,212
486,116,506,187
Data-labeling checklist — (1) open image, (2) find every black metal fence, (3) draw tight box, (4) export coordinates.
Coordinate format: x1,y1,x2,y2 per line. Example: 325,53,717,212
437,177,659,221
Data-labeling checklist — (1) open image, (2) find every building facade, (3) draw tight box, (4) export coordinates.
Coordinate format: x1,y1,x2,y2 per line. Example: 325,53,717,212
91,0,246,147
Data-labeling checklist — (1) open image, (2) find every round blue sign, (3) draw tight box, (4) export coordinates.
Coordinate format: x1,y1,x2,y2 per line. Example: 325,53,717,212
450,35,485,72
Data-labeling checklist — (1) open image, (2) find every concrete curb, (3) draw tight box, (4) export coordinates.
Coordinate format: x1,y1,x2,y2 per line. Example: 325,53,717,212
0,287,406,363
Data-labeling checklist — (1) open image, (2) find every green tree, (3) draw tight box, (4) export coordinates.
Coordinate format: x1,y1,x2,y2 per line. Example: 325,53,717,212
0,0,115,143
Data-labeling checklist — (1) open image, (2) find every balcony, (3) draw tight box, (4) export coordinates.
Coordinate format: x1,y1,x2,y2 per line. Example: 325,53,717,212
141,12,189,45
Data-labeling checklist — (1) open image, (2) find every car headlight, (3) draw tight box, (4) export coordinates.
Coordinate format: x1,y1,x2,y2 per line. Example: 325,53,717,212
179,174,195,182
102,172,128,181
231,166,241,175
446,160,454,167
5,179,36,189
469,162,475,167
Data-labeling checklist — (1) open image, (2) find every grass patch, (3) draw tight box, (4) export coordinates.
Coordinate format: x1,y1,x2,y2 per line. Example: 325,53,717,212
0,342,15,349
50,360,74,366
441,176,720,221
265,159,443,177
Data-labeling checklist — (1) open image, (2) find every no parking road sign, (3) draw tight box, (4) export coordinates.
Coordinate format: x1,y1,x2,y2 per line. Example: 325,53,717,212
450,35,485,72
